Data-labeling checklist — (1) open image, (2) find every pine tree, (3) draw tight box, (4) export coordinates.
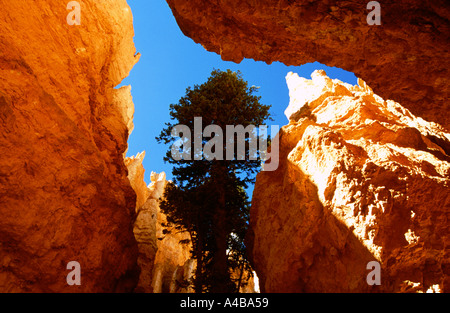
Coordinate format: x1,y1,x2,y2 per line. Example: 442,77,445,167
157,69,271,292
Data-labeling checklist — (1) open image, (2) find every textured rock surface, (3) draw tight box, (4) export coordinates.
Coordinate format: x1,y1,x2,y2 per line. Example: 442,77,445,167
0,0,140,292
125,153,156,293
125,156,193,293
126,157,258,293
166,0,450,129
248,70,449,292
149,171,193,293
152,192,193,293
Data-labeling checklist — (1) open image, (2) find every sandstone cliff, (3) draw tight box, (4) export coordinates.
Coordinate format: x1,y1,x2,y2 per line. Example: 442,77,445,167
150,171,193,293
0,0,140,292
125,155,193,293
248,70,449,292
166,0,450,129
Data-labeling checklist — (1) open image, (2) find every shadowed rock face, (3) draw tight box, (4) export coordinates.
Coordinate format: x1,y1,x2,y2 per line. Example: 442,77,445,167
166,0,450,130
0,0,140,292
247,71,449,292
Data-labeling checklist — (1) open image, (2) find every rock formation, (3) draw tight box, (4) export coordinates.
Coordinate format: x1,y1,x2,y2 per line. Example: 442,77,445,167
166,0,450,129
126,154,261,293
0,0,140,292
125,153,156,293
247,70,449,292
125,154,193,293
150,172,193,293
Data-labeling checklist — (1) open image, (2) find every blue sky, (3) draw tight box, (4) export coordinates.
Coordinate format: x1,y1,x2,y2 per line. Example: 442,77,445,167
120,1,357,186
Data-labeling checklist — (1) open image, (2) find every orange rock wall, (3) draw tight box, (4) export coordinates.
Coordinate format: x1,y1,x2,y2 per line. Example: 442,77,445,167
0,0,140,292
166,0,450,130
247,71,449,292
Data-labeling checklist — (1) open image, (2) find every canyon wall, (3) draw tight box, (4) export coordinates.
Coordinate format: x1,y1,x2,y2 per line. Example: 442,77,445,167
125,155,194,293
0,0,140,292
166,0,450,130
147,170,193,293
248,70,449,292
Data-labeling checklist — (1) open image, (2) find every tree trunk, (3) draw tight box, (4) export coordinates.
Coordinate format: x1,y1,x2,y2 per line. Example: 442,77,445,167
210,204,231,292
210,163,233,293
194,235,204,293
236,261,245,293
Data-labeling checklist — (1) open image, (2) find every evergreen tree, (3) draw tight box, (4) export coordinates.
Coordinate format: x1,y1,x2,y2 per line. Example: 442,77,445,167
157,69,271,292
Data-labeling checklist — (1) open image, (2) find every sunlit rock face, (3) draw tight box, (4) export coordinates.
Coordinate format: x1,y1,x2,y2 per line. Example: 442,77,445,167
247,70,449,293
125,153,156,293
0,0,140,292
150,172,193,293
125,156,193,293
166,0,450,130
